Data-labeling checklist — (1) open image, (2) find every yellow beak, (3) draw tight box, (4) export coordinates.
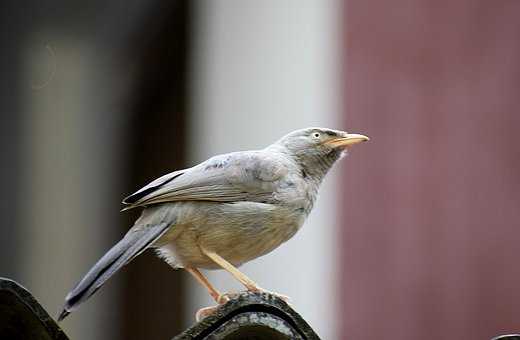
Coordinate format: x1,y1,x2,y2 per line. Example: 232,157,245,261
324,133,370,148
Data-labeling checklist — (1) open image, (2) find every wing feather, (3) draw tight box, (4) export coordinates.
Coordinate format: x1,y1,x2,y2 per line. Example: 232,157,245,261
122,151,288,209
123,171,184,204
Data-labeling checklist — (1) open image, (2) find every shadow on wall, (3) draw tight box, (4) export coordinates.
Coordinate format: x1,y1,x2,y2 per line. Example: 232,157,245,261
0,1,192,340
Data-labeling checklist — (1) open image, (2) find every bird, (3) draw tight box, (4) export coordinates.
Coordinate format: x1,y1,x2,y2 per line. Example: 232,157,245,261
57,127,369,322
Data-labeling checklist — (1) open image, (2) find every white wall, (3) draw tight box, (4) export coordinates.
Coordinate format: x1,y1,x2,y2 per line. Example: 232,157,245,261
188,1,342,338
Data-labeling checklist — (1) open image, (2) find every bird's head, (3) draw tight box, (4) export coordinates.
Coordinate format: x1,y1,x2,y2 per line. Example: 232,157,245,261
272,127,369,179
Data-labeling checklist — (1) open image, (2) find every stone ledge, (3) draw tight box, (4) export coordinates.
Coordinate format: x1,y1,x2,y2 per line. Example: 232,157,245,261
0,277,69,340
173,291,321,340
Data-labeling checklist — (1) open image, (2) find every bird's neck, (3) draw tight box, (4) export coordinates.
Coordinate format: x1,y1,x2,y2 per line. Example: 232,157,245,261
266,143,342,183
296,149,342,184
296,152,341,215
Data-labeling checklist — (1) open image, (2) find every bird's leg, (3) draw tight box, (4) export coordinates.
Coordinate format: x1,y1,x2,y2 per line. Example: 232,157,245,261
200,248,259,290
200,247,290,302
185,267,232,321
185,267,224,303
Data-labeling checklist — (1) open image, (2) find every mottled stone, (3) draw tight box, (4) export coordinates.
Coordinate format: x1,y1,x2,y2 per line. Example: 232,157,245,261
0,278,321,340
173,291,321,340
0,278,69,340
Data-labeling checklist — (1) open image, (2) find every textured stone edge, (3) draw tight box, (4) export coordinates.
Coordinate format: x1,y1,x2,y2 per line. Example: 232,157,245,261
207,311,303,339
0,277,69,340
173,291,321,340
491,335,520,340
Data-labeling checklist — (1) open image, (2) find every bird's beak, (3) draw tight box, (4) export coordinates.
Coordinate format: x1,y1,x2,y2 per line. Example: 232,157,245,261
324,133,370,148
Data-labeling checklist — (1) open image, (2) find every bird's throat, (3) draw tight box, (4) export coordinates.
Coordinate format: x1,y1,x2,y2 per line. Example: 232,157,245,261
298,148,343,183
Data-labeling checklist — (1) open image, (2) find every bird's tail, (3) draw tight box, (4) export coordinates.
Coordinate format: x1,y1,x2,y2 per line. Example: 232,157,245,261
57,222,170,322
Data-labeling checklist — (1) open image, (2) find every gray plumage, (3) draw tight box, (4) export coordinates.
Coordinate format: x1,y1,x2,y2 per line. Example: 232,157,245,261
58,127,368,321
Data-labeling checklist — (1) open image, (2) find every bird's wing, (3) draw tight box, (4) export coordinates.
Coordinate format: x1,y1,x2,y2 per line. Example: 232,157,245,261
122,151,288,209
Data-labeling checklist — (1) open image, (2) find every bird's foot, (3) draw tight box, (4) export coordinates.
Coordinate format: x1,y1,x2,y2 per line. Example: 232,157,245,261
195,289,291,321
248,286,290,302
195,292,236,321
216,291,240,304
219,289,290,302
195,305,220,322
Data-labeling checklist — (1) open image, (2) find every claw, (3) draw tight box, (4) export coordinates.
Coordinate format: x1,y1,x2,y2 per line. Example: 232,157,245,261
216,291,240,304
248,286,291,302
195,305,220,321
273,292,290,302
216,295,229,304
195,289,292,321
195,292,236,321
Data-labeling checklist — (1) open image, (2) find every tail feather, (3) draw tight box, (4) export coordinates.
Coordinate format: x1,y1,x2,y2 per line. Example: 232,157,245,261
57,222,170,322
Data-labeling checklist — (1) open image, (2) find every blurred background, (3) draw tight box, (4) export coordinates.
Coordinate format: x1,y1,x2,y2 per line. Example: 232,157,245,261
1,0,519,339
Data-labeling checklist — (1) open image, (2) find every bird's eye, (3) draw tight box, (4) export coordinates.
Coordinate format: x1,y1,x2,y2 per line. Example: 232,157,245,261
312,132,321,139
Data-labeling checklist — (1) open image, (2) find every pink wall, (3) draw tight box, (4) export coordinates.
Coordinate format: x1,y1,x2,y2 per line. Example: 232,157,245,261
341,1,520,338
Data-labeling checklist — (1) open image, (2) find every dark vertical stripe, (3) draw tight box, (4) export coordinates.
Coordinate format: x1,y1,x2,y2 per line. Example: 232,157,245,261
120,1,191,339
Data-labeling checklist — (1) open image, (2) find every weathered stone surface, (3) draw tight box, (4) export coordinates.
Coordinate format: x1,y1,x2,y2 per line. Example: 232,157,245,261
491,335,520,340
0,278,321,340
173,291,321,340
0,278,69,340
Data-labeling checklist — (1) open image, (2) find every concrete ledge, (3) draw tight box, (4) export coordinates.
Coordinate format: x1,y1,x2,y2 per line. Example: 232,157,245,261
173,291,321,340
0,277,69,340
2,277,517,340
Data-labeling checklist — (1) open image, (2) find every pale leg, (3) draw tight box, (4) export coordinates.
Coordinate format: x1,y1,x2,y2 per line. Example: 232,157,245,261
185,267,231,321
185,267,223,303
200,246,289,301
199,248,259,290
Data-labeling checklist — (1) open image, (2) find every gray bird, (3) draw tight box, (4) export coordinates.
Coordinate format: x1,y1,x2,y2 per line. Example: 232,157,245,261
57,127,369,321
